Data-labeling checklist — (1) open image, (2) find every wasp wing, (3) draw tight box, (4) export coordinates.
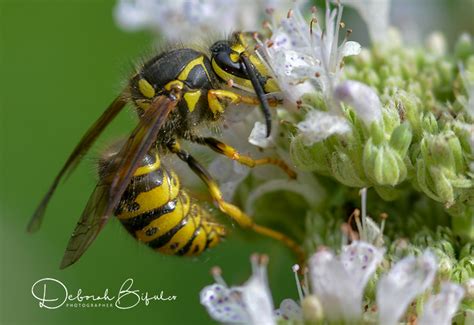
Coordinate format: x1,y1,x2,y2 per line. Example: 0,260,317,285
59,95,178,269
28,93,128,233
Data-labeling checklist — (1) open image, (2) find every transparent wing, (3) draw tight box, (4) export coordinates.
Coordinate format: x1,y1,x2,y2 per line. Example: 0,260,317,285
28,93,128,232
59,95,178,269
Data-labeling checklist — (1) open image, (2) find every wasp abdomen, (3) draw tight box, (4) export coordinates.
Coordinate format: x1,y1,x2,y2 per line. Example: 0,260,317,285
115,150,225,256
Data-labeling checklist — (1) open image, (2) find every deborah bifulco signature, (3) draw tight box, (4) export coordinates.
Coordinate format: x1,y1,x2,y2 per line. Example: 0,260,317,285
31,277,177,310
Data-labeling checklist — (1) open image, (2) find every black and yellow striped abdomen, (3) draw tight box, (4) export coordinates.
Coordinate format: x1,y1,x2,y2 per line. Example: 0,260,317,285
114,150,226,256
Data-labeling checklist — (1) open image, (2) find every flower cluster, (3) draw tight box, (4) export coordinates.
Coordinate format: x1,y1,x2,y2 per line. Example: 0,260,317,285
256,0,473,241
200,191,472,324
114,0,297,41
200,248,467,324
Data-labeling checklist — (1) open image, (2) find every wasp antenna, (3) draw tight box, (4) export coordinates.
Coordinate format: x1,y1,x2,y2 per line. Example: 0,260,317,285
241,54,272,137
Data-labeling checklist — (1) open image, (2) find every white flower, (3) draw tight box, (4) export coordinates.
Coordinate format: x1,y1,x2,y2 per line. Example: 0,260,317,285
248,121,275,148
275,298,303,321
418,282,465,325
296,110,351,145
309,241,384,321
334,80,383,127
200,255,276,325
337,0,392,43
376,251,437,325
259,2,361,104
114,0,296,41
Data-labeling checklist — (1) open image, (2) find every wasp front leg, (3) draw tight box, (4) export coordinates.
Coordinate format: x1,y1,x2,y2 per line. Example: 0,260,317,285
193,137,296,179
207,89,279,117
167,140,305,264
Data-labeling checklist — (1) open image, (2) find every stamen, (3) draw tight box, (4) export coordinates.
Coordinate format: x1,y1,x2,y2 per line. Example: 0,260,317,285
341,223,351,246
359,188,368,240
262,20,273,32
296,99,303,109
265,7,274,16
339,21,345,29
250,253,259,274
302,266,310,296
211,266,228,287
380,212,388,237
287,9,293,19
351,209,364,241
310,17,317,35
227,79,234,87
292,264,305,302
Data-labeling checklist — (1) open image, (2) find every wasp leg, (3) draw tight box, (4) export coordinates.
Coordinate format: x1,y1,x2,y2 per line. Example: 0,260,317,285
168,140,305,263
207,89,278,117
193,137,296,179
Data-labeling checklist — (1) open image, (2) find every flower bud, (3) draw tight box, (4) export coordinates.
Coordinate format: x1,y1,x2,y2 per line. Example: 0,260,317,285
451,256,473,284
301,295,324,323
389,123,413,156
331,151,368,187
460,243,473,260
290,135,330,173
455,33,473,61
363,139,407,186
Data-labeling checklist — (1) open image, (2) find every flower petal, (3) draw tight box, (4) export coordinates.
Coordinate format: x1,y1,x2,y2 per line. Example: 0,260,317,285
418,282,465,325
377,251,437,325
275,298,303,321
309,242,383,321
337,0,392,43
200,284,250,323
297,111,351,145
249,121,274,148
334,80,383,127
242,256,276,325
339,41,362,57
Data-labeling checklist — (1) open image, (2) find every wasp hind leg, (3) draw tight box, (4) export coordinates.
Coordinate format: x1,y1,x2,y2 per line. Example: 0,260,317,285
193,137,296,179
168,140,305,264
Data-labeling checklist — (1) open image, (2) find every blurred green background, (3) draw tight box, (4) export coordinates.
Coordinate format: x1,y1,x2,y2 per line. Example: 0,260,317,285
0,1,297,324
0,1,472,324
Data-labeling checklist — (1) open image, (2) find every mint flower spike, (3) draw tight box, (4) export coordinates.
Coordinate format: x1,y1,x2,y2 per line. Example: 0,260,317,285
418,282,465,325
114,0,295,41
200,255,277,325
335,0,391,44
376,251,437,325
308,241,384,322
258,1,361,105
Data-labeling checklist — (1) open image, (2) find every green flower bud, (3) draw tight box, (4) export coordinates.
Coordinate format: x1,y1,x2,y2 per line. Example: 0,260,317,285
397,91,423,133
433,239,456,259
460,243,474,260
421,112,439,134
330,151,367,187
374,185,402,201
427,247,455,281
300,92,327,112
454,33,474,61
413,228,435,247
290,135,330,173
363,139,407,186
451,256,473,283
389,123,413,156
431,166,455,204
302,295,324,323
464,278,474,300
